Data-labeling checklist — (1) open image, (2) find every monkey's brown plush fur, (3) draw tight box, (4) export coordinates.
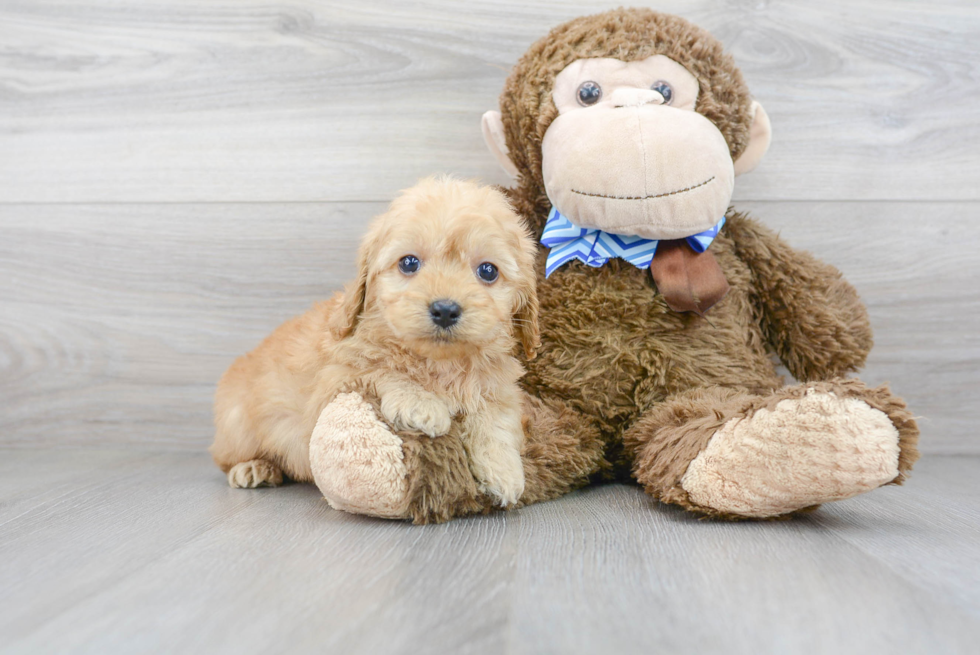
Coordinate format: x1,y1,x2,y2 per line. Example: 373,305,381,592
320,9,919,524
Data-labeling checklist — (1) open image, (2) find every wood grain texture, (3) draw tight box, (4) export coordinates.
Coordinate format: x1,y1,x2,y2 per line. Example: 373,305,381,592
1,0,978,202
2,201,976,452
0,450,977,654
742,201,980,452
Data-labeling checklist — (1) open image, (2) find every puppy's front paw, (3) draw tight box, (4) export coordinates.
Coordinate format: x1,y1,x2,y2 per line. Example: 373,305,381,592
470,448,525,507
381,393,452,438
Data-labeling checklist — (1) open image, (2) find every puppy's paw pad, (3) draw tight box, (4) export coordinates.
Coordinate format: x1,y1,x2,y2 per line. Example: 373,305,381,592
227,459,283,488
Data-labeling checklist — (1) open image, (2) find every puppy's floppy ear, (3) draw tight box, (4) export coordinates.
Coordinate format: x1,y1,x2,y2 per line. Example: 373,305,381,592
515,283,540,360
330,234,372,339
512,223,541,360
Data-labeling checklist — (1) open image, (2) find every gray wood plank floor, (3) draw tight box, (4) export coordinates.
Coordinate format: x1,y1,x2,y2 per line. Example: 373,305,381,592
0,451,978,654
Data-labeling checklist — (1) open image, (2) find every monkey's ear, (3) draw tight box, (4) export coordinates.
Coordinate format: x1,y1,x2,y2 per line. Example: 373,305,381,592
733,101,772,176
482,110,520,178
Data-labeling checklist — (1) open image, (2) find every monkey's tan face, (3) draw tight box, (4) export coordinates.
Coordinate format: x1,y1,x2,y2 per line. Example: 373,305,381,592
541,55,735,239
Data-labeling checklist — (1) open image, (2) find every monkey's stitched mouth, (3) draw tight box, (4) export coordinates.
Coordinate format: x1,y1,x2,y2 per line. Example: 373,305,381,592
571,176,715,201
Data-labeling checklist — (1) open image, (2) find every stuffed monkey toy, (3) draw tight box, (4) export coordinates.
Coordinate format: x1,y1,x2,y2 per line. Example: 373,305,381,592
310,8,919,523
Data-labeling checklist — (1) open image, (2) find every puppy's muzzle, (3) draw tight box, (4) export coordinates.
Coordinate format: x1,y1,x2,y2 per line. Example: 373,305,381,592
429,299,462,329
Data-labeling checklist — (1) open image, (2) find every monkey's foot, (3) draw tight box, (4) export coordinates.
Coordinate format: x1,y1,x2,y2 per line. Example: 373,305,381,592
627,380,919,519
310,393,412,519
681,389,901,517
311,392,510,524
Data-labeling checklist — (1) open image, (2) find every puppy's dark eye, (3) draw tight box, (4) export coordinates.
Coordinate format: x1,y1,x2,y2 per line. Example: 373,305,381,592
651,81,673,104
398,255,421,275
476,262,498,283
577,81,602,107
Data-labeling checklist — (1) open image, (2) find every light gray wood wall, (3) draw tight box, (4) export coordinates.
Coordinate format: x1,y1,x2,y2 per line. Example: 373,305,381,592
2,0,979,453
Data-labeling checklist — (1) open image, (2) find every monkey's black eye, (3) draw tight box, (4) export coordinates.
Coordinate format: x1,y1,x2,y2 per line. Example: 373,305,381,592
651,81,673,104
398,255,421,275
576,81,602,107
476,262,499,283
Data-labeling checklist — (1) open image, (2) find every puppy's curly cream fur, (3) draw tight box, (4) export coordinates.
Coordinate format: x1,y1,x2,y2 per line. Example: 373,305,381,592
210,177,539,506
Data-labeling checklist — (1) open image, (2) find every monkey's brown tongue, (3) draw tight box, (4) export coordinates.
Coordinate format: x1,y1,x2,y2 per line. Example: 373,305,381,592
648,240,729,315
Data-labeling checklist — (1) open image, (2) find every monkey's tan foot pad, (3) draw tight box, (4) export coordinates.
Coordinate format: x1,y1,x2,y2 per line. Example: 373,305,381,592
228,459,283,488
681,390,900,518
310,392,412,519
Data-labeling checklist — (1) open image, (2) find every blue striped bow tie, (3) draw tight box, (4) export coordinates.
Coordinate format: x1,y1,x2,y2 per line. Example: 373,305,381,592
540,208,726,278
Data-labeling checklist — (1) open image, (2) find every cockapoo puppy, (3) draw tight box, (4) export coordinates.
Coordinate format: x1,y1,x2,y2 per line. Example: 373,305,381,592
210,177,540,506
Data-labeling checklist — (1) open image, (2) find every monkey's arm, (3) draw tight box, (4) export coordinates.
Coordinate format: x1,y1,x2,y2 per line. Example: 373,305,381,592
725,212,873,381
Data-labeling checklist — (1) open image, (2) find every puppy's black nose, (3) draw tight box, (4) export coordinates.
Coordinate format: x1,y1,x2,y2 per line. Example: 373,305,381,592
429,299,462,329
